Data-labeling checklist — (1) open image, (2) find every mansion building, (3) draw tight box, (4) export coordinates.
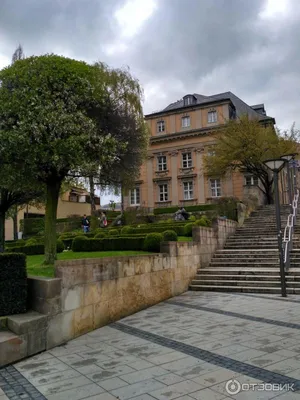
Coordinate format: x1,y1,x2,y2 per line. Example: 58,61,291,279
124,92,275,210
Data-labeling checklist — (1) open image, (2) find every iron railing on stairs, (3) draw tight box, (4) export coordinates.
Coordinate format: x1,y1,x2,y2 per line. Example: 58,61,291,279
283,189,299,269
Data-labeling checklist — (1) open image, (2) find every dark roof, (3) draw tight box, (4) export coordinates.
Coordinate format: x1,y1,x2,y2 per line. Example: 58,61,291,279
147,91,274,123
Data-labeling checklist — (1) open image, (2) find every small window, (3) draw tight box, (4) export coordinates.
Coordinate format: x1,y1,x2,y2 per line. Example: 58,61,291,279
69,195,78,202
183,181,193,200
157,155,167,171
182,116,190,128
130,187,140,205
182,152,192,168
210,179,221,197
159,184,168,202
245,175,258,186
157,120,165,133
208,111,217,123
184,96,195,106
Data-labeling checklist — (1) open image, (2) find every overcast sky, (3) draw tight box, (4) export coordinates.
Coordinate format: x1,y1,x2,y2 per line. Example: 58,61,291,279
0,0,299,203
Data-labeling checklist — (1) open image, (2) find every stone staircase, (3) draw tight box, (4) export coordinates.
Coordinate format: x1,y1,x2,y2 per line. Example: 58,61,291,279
190,204,300,294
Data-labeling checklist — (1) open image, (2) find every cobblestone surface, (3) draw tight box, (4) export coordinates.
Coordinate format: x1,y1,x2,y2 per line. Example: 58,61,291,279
2,291,300,399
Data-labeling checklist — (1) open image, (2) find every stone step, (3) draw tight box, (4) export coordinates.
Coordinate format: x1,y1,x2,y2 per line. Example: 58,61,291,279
0,330,26,366
195,274,280,281
189,285,300,294
196,267,300,275
210,262,279,267
225,245,279,249
213,255,279,260
191,279,282,287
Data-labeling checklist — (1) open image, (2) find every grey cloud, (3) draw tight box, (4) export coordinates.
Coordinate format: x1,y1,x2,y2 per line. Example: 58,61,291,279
0,0,299,128
0,0,125,60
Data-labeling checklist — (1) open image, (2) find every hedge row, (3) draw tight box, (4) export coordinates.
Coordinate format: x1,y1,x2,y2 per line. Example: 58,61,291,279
7,241,65,256
153,204,217,215
72,236,146,252
0,253,27,316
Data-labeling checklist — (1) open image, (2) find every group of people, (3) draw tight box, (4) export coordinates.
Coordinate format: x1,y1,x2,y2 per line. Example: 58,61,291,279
81,211,107,233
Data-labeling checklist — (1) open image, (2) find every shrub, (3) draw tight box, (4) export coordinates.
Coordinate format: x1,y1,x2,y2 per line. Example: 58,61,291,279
184,222,197,237
126,225,186,236
72,235,88,252
57,240,65,253
143,233,163,252
108,229,119,236
22,217,44,236
95,232,106,239
189,215,196,222
166,218,173,224
7,244,45,255
0,253,27,316
154,204,217,215
162,230,178,242
25,238,38,246
6,240,25,248
121,226,134,235
72,237,145,252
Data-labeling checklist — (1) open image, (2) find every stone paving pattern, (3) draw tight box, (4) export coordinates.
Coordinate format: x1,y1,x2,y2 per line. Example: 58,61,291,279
2,292,300,399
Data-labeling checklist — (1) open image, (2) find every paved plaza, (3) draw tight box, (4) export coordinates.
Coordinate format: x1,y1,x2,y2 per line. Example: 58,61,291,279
2,292,300,399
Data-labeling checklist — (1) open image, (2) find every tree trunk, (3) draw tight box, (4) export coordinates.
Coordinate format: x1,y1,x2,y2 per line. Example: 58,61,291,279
89,175,96,215
0,211,5,253
13,207,18,240
44,180,61,265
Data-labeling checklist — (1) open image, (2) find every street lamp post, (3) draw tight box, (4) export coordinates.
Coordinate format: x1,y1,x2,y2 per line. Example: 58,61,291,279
264,158,287,297
281,154,297,213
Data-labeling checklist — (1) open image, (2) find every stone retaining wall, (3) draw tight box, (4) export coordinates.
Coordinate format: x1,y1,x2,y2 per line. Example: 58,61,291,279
1,218,237,366
48,241,199,348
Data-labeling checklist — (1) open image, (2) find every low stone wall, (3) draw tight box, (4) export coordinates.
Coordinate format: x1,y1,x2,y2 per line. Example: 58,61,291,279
48,242,199,348
1,218,237,366
193,218,237,267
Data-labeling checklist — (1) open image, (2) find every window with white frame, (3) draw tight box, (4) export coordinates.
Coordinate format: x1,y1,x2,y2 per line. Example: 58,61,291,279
157,120,165,133
130,187,140,205
183,181,193,200
208,111,217,123
182,152,192,168
159,184,168,202
181,116,190,128
157,155,167,171
245,175,259,186
210,179,221,197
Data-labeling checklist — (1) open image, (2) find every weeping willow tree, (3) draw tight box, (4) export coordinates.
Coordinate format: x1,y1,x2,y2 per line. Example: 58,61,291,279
204,116,297,204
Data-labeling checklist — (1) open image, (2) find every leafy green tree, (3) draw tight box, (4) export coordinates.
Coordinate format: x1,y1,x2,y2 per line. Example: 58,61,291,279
204,116,297,204
0,55,145,264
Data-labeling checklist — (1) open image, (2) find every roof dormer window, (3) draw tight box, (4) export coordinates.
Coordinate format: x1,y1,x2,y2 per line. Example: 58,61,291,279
183,95,196,107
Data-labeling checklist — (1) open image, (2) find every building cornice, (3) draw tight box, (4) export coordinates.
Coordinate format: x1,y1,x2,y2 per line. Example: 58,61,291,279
150,126,222,144
145,99,233,119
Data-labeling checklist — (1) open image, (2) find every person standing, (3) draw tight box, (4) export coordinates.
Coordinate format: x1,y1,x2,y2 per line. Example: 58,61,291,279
82,214,90,233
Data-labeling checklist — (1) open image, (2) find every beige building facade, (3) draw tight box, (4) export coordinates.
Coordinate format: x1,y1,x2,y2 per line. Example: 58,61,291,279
124,92,275,210
5,187,100,241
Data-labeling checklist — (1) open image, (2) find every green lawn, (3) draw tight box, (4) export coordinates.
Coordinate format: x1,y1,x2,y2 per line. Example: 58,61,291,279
178,236,193,242
27,251,152,278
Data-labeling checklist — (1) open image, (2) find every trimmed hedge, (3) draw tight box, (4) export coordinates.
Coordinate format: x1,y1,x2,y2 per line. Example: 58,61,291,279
154,204,217,215
162,230,178,242
121,226,135,235
72,237,145,252
184,222,197,237
72,235,88,252
7,241,65,256
95,232,106,239
143,233,163,252
108,229,119,236
0,253,27,316
128,225,186,236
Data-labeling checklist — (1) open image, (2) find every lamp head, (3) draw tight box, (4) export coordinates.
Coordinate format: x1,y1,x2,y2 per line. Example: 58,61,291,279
264,158,286,172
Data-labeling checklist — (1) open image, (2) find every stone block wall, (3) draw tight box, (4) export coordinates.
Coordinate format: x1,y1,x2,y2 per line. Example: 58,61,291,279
192,218,237,267
46,241,199,348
